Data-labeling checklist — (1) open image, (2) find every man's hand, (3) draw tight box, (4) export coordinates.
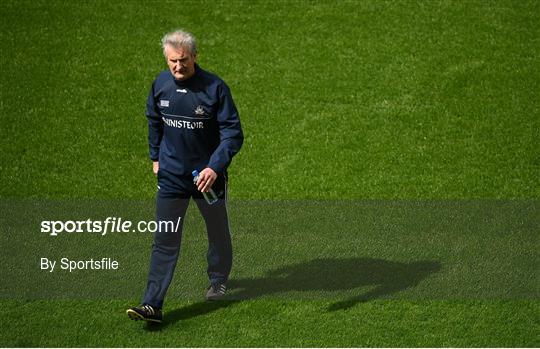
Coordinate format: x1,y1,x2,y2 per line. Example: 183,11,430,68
153,161,159,176
196,167,217,192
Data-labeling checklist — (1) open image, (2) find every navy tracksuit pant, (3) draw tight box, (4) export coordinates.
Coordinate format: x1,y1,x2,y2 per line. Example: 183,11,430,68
142,169,232,308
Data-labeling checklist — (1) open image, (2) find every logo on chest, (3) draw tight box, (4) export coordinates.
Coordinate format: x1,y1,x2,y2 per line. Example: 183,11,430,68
160,100,169,107
194,105,208,117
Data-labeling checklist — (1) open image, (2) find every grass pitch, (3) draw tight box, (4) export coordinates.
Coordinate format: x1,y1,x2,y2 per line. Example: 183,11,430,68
1,0,538,347
3,299,538,347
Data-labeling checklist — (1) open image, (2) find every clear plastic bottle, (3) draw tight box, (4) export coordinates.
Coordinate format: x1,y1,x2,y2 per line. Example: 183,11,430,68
192,170,219,205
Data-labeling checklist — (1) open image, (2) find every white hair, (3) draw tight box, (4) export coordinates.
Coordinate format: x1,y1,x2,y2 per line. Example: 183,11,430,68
161,29,197,56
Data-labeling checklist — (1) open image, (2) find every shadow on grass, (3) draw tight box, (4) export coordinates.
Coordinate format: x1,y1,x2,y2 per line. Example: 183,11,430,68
145,300,239,330
150,257,441,326
229,257,442,311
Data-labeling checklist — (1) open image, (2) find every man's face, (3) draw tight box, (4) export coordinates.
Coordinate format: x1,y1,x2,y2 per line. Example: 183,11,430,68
164,45,196,81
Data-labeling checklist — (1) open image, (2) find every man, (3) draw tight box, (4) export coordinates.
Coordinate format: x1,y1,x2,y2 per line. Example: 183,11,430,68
127,29,243,323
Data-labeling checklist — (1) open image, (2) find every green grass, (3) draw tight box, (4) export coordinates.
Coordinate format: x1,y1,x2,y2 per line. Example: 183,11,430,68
1,0,538,199
0,0,538,347
2,299,538,347
2,200,538,300
1,200,538,346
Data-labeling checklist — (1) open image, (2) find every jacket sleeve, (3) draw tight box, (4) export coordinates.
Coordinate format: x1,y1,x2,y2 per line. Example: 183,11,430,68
207,82,244,174
146,81,163,161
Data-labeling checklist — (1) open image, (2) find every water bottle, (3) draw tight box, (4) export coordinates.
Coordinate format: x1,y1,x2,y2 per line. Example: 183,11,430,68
192,170,219,205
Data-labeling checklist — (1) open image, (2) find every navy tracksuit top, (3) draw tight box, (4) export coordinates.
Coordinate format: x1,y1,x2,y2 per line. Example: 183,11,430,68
146,64,243,177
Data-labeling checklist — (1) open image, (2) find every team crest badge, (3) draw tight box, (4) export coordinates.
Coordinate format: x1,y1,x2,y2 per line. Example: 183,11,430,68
194,105,206,116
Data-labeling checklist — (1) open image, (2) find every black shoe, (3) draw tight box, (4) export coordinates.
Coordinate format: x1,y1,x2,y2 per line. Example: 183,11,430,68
205,283,227,301
126,304,163,323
